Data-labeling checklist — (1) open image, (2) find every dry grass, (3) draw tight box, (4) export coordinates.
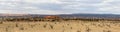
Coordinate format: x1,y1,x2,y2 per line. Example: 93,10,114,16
0,20,119,32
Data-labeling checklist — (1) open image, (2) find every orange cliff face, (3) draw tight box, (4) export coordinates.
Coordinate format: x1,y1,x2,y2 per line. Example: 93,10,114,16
44,16,61,19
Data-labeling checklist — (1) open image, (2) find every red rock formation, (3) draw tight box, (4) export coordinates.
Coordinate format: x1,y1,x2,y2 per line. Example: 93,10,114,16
44,16,60,19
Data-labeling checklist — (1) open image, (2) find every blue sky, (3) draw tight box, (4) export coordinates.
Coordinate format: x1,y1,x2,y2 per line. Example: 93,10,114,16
0,0,120,14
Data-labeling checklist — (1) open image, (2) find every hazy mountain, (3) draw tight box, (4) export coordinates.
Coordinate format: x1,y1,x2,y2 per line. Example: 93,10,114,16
58,14,120,19
27,13,120,19
0,13,120,19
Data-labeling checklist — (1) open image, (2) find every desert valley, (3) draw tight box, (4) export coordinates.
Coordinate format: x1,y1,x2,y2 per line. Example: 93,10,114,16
0,14,119,32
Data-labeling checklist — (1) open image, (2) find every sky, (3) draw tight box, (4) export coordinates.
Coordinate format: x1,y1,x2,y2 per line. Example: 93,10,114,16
0,0,120,15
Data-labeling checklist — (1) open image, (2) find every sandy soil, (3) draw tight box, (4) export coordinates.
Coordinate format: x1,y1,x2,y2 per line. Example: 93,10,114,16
0,20,120,32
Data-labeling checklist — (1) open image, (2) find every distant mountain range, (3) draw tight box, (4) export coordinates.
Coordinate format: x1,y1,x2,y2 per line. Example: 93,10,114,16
58,14,120,19
0,13,120,19
28,14,120,19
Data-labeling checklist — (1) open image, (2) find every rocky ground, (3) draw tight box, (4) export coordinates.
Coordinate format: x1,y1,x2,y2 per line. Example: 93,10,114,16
0,20,120,32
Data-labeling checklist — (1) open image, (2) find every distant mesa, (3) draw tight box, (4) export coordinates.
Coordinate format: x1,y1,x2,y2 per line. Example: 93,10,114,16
0,13,120,19
44,16,61,19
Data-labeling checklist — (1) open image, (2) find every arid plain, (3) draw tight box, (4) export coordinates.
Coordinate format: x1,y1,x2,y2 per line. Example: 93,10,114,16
0,20,120,32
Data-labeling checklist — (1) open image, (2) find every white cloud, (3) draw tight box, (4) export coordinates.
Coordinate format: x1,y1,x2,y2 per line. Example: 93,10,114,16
97,0,120,14
0,9,69,15
24,0,62,4
0,0,120,14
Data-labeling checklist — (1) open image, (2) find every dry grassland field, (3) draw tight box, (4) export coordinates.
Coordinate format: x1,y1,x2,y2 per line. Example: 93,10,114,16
0,20,120,32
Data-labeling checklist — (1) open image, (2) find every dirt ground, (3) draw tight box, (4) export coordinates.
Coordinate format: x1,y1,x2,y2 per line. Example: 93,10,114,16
0,20,120,32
